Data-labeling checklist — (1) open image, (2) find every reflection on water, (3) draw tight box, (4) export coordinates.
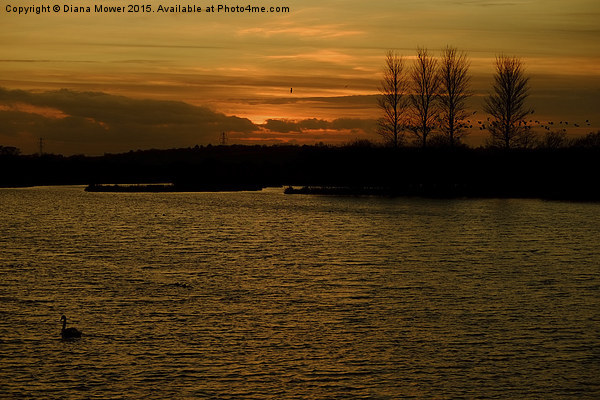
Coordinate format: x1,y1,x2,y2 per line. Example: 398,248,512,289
1,186,599,398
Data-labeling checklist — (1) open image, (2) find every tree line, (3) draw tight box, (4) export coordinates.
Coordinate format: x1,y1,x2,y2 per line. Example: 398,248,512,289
1,144,598,200
377,46,589,149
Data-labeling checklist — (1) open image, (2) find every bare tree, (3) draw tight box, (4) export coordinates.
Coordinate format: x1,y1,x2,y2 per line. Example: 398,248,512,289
0,145,21,156
377,50,408,147
484,55,533,149
409,47,440,147
437,46,471,146
539,130,568,149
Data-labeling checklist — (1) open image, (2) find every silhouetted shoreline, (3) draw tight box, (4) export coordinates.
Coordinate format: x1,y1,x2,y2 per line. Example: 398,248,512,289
283,184,600,201
1,144,599,201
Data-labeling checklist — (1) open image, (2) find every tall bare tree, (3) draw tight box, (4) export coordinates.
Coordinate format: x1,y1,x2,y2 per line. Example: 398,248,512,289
484,55,533,149
377,51,408,147
409,47,440,147
437,46,471,146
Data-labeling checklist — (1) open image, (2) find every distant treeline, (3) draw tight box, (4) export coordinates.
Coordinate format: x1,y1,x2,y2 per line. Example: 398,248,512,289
1,140,599,200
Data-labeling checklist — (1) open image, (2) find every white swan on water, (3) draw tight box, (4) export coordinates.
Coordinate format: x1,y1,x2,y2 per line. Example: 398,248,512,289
60,315,82,339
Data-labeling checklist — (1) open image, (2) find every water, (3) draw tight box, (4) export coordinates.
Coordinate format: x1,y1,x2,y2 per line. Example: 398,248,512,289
1,186,599,399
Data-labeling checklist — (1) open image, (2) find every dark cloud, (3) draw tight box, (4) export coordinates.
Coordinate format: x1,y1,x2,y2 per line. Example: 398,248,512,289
262,119,302,133
260,117,377,135
0,87,381,154
0,87,257,154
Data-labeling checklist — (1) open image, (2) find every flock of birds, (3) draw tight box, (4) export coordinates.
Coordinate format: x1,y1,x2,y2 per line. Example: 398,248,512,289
459,112,593,132
530,119,592,131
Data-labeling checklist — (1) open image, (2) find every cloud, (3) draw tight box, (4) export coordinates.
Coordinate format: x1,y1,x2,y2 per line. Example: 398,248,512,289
448,0,522,6
0,87,257,154
259,117,377,135
237,23,363,39
0,87,381,153
262,119,303,133
266,50,356,65
243,94,379,108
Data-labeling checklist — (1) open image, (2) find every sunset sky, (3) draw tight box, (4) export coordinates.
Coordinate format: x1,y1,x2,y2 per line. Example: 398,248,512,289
1,0,599,154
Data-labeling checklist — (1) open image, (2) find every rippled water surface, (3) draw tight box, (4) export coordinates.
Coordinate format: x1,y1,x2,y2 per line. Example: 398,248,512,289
1,186,599,399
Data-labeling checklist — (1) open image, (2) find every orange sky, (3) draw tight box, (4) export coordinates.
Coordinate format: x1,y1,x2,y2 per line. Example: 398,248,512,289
1,0,599,154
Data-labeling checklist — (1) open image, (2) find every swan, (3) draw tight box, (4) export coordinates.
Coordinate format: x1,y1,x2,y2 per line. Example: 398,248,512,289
60,315,82,339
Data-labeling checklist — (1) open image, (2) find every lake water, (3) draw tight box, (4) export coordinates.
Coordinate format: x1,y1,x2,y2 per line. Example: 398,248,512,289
1,186,599,399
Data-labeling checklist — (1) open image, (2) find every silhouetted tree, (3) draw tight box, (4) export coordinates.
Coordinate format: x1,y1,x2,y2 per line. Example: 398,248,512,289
437,46,471,146
346,138,376,148
538,130,568,149
377,51,408,147
572,131,600,148
0,145,21,156
409,48,440,147
484,55,533,149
